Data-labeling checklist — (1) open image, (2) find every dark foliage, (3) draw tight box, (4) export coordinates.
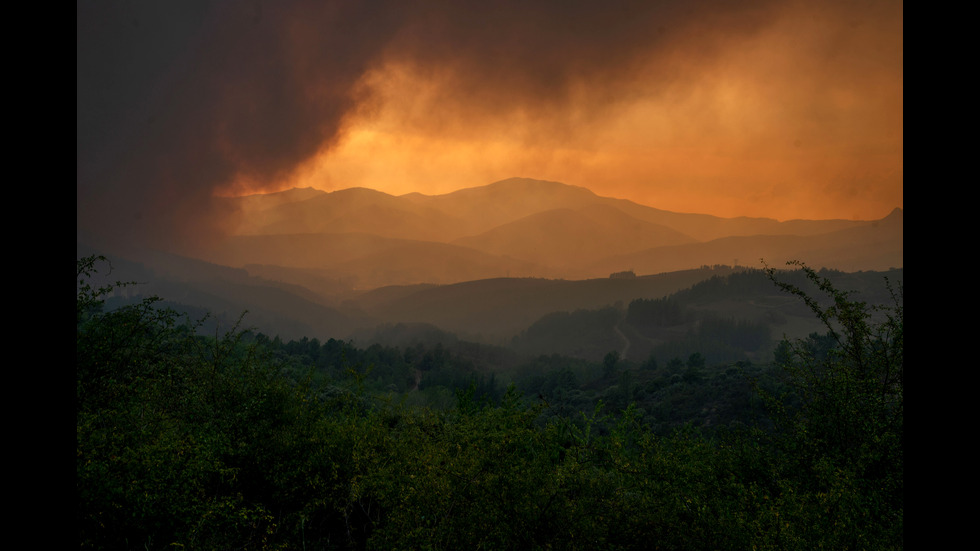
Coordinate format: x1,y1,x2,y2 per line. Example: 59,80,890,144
78,256,902,549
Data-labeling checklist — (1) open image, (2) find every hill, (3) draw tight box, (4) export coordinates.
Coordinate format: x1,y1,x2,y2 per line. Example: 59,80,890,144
197,177,901,290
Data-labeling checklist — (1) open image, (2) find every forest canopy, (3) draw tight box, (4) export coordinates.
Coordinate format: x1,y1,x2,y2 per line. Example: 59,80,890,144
77,256,902,549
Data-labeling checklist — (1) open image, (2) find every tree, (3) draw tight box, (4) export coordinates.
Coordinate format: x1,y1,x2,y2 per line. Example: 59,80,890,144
77,256,305,548
765,261,902,458
764,260,903,546
602,350,620,378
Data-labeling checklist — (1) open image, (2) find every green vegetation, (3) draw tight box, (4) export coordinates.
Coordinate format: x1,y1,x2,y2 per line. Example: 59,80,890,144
78,256,902,549
513,306,623,359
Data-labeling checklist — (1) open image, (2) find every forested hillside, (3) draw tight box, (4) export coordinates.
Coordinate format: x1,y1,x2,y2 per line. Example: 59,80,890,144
78,256,902,549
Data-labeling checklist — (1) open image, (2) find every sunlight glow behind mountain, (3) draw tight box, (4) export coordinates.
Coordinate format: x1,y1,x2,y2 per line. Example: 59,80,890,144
78,1,902,254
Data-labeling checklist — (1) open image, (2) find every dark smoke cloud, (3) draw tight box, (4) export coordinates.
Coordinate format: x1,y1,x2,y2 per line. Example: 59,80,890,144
80,0,884,251
78,1,403,250
391,1,774,100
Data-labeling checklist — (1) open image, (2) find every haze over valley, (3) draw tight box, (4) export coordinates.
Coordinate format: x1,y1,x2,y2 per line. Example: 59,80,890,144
77,3,902,547
78,176,902,353
77,0,902,348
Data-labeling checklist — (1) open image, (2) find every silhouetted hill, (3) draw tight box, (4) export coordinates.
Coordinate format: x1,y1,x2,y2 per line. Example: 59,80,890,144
509,267,903,362
453,204,696,269
407,177,604,237
332,239,548,288
348,267,741,342
604,198,870,242
80,241,902,363
201,178,899,290
77,244,356,341
225,187,468,242
202,232,546,289
589,208,903,275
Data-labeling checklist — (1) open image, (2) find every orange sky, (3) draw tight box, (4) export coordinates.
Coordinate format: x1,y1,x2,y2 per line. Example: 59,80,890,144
78,1,902,252
274,1,902,221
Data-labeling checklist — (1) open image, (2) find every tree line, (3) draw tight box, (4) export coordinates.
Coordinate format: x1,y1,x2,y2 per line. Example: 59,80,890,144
78,256,902,549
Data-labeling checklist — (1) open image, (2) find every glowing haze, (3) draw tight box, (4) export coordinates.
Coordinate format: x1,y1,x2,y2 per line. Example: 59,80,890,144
77,0,902,251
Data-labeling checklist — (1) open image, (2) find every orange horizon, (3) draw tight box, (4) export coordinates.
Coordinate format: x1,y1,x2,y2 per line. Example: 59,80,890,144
215,1,902,223
79,0,902,247
218,173,901,223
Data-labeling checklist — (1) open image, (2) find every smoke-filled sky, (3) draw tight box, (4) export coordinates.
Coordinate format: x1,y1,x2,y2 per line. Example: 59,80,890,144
78,0,902,250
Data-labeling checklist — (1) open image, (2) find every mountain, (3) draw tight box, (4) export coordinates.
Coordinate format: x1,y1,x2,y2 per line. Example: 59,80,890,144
452,204,696,269
588,207,903,275
347,267,743,342
76,245,356,340
405,178,605,237
224,187,468,242
194,177,900,292
201,232,546,289
78,176,902,353
417,178,870,242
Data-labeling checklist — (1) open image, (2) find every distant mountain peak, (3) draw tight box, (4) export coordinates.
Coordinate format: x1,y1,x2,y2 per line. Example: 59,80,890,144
483,177,597,195
327,186,396,197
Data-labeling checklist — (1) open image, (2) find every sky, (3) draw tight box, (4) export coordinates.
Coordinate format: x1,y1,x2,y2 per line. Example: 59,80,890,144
77,0,902,251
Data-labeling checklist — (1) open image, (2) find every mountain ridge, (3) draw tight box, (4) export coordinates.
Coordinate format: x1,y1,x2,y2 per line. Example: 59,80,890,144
200,177,901,290
223,177,893,240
